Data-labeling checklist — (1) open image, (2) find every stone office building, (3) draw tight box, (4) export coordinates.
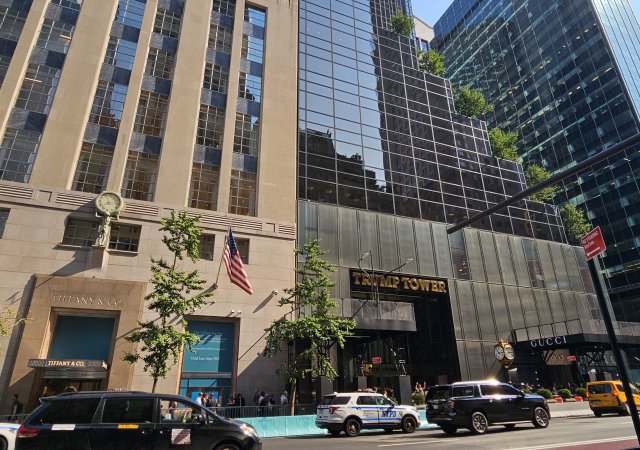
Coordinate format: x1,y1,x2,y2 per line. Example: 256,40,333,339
297,0,640,395
0,0,298,411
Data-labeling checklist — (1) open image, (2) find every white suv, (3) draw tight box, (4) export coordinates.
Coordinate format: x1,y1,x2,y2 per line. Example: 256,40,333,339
316,392,420,437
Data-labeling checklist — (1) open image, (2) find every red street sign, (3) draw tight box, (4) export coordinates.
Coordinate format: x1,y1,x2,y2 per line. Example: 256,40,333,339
371,357,382,364
567,355,577,362
580,226,606,260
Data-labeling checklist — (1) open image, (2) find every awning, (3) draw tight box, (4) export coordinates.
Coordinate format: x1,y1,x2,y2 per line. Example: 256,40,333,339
28,359,109,379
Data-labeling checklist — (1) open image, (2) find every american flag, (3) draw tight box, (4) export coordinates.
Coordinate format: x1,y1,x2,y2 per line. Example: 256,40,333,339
223,228,253,295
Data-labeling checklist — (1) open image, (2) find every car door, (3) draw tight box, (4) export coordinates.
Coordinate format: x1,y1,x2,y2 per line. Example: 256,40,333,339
356,396,379,426
91,397,156,450
154,398,212,450
499,384,530,420
479,384,515,423
376,396,400,426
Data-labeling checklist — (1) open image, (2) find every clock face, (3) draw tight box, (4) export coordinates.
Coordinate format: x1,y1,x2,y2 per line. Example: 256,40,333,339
494,346,505,361
505,346,515,360
96,192,123,216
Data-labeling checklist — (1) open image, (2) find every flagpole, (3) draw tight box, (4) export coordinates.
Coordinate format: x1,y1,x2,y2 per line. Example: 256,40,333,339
213,226,231,290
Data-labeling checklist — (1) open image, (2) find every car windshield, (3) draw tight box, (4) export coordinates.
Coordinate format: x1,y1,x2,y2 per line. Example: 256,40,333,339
426,387,450,401
588,384,612,394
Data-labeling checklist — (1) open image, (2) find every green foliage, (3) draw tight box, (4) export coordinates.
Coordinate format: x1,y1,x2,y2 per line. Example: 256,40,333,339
453,86,494,118
262,240,356,409
525,164,557,202
536,388,553,399
575,387,587,398
489,128,521,162
560,203,592,245
417,49,446,76
389,11,414,36
558,388,572,399
411,392,425,405
124,211,213,392
522,388,532,394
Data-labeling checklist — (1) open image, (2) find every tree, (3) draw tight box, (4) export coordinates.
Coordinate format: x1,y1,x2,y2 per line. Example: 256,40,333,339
124,211,213,392
453,86,494,118
389,11,414,36
489,127,521,162
525,164,557,202
417,49,446,76
262,240,356,414
560,203,592,244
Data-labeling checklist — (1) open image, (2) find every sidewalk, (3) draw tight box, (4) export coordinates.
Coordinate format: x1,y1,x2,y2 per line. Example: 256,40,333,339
549,401,593,418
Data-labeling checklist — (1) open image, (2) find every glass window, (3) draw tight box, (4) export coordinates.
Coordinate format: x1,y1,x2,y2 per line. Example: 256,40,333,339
35,399,100,424
104,36,138,71
190,163,219,211
228,170,256,216
212,0,235,17
481,384,520,396
121,152,158,201
114,0,146,29
15,64,60,114
72,143,113,194
235,237,249,264
154,9,181,39
36,18,75,54
208,23,233,53
233,113,260,156
356,396,375,405
451,385,475,397
0,128,41,183
145,48,175,79
203,63,228,93
321,395,350,405
102,398,154,423
0,209,9,238
133,91,168,136
522,239,545,288
197,105,225,148
89,81,128,128
62,218,98,247
238,72,262,102
159,399,205,424
241,33,264,64
109,223,141,252
198,234,215,261
0,6,29,41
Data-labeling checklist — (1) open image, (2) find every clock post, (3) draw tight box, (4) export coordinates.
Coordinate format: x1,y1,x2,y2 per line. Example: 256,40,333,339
494,340,515,383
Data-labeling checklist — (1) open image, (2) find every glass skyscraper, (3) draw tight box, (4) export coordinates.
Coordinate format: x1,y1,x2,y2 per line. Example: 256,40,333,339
296,0,632,390
433,0,640,323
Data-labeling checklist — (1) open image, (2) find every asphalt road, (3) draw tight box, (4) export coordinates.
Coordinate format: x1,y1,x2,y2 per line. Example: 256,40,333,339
262,416,640,450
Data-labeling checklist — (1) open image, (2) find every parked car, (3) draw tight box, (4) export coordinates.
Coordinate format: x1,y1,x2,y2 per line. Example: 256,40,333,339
316,392,420,437
426,380,550,435
586,380,640,416
0,422,19,450
15,391,261,450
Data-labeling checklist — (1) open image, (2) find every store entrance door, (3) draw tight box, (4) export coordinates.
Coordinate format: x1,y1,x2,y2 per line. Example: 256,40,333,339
41,378,102,397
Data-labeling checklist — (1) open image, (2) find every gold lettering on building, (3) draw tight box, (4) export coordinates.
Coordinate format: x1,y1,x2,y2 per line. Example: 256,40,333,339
50,293,124,308
351,271,447,294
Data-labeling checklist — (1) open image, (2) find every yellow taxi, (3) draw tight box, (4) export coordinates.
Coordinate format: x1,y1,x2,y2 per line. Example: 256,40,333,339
586,381,640,416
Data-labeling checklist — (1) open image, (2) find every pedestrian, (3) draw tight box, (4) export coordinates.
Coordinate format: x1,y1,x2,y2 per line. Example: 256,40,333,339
227,394,235,406
253,388,260,405
280,390,289,405
258,391,267,416
10,394,22,422
236,393,246,407
206,394,215,408
267,394,275,415
195,392,204,406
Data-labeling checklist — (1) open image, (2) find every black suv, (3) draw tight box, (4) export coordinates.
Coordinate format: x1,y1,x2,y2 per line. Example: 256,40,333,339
426,381,550,435
15,391,261,450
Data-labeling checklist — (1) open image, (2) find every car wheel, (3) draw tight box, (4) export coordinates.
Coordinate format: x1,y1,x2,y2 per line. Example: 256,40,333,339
0,436,7,450
620,403,631,416
469,411,488,435
504,424,516,429
594,410,603,417
401,416,417,433
215,444,240,450
532,406,550,428
329,429,341,437
344,418,361,437
441,425,457,435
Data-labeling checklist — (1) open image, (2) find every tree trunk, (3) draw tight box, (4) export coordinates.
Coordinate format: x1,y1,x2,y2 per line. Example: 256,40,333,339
152,378,158,393
289,381,297,416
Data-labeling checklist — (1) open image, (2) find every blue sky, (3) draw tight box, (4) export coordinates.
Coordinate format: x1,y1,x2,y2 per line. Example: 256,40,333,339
412,0,640,26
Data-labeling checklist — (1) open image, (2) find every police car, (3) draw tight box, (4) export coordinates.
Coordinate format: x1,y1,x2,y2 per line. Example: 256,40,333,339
316,392,420,437
0,421,19,450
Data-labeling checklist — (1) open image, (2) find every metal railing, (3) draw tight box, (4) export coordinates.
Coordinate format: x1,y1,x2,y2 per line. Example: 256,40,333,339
0,413,29,423
210,403,317,418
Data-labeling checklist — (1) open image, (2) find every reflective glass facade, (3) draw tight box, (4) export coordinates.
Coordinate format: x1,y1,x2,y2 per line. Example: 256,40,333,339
433,0,640,322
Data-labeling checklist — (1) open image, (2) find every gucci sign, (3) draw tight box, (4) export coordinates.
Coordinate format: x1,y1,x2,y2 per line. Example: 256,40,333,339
530,336,567,348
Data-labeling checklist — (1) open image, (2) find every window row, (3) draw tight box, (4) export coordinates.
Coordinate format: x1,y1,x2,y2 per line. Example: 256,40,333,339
59,217,250,262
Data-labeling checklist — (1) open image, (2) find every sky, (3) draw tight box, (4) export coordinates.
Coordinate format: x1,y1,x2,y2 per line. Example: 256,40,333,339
411,0,640,26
